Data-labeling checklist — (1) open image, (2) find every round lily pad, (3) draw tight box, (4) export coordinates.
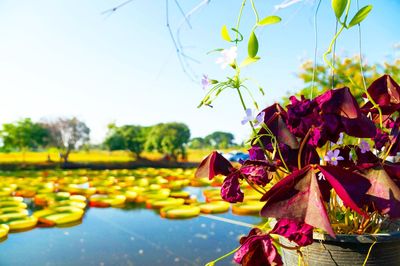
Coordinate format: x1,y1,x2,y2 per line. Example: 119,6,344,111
35,207,84,226
146,198,185,209
160,205,200,219
0,224,9,239
6,216,38,232
89,194,126,207
232,200,265,216
198,201,230,214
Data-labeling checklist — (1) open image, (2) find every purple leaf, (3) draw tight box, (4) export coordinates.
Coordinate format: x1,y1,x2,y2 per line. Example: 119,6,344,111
316,87,376,138
221,171,244,203
195,151,233,180
317,165,370,218
362,74,400,115
248,146,266,160
271,218,314,247
239,160,274,186
234,228,283,266
260,166,335,237
362,166,400,218
258,112,300,149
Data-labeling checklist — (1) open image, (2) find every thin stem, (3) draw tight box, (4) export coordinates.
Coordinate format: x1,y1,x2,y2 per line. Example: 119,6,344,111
235,0,247,43
356,0,367,91
241,85,259,109
362,240,377,266
271,237,300,251
236,88,273,163
260,123,290,173
205,247,239,266
249,0,260,23
298,128,312,169
331,20,339,89
310,0,322,99
245,177,267,195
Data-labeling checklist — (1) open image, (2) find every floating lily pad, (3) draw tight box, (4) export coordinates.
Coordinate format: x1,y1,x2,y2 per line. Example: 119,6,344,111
232,200,265,216
0,224,9,239
6,216,38,232
160,205,201,219
198,201,230,214
34,207,84,226
146,197,185,209
89,194,126,207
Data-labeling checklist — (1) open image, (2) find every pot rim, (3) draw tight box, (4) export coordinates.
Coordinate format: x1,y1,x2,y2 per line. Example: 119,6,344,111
313,230,400,243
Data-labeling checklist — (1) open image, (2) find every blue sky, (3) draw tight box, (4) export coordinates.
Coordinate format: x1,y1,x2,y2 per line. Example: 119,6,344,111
0,0,398,143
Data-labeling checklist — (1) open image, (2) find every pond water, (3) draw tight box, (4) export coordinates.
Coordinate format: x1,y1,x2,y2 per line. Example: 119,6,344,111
0,187,262,266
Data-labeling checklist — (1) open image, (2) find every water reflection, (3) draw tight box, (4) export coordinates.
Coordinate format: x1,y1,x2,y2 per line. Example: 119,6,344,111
0,190,262,266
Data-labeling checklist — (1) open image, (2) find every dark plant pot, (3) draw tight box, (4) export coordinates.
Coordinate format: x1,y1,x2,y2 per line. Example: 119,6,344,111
280,231,400,266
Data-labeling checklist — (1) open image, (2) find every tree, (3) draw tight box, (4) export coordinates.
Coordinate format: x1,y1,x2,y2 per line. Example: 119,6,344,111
104,124,149,159
205,131,235,149
188,137,207,149
286,56,400,104
145,122,190,161
0,118,50,153
41,117,90,163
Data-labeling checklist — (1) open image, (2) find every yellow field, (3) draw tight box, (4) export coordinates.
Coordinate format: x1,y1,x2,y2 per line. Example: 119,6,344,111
0,148,244,163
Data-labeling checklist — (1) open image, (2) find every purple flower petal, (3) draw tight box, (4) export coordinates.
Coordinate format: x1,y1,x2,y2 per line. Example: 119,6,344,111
201,74,211,90
254,111,265,127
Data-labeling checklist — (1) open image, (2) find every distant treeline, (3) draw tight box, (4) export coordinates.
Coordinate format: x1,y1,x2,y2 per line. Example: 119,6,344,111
0,118,238,162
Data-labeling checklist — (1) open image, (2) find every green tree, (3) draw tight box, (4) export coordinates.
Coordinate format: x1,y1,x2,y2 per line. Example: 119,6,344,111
104,124,149,159
205,131,235,149
188,137,207,149
145,122,190,161
41,117,90,163
286,56,400,104
0,118,50,152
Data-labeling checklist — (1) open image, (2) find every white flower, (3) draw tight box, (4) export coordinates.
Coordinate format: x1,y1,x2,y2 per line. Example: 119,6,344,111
216,46,237,69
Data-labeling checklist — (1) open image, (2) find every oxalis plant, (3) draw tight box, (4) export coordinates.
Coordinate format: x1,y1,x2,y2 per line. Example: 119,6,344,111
196,0,400,265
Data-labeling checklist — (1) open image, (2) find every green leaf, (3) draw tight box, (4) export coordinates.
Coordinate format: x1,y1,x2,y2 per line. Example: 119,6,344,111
348,5,372,28
206,48,223,55
257,15,281,26
221,25,231,42
240,56,260,67
248,32,259,58
331,0,348,19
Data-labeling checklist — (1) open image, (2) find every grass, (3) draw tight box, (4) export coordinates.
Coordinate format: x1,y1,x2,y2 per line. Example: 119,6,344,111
0,148,245,163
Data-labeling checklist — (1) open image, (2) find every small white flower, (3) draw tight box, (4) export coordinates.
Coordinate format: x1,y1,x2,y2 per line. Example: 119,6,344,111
216,46,237,69
317,172,325,181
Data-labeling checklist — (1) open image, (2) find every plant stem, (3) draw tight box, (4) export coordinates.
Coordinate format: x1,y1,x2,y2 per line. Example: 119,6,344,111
205,247,239,266
310,0,322,99
235,0,247,43
249,0,260,23
236,87,273,163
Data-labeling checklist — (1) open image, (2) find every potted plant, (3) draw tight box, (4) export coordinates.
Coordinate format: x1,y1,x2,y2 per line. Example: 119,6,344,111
195,1,400,265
